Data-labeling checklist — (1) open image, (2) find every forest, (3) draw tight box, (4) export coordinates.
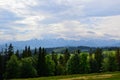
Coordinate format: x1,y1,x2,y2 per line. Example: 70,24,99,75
0,44,120,79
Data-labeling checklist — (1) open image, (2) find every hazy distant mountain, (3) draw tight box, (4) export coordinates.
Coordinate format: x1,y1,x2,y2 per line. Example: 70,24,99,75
0,38,120,50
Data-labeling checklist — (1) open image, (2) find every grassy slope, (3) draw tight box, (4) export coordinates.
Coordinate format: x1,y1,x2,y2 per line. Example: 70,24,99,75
13,72,120,80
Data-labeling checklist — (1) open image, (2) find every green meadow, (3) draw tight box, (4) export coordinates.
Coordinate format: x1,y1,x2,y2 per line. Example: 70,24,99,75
13,72,120,80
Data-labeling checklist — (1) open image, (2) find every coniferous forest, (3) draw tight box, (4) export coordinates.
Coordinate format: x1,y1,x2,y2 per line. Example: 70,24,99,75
0,44,120,79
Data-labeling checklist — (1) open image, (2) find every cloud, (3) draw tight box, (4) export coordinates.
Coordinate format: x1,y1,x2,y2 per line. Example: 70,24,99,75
0,0,120,42
84,0,120,17
93,15,120,40
40,20,101,40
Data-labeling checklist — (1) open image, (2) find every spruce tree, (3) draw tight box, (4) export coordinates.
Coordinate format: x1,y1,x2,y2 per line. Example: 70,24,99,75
51,51,58,75
80,53,90,73
64,49,70,64
8,44,14,60
34,47,37,55
115,48,120,71
59,55,64,66
37,47,47,76
94,48,103,72
28,46,32,57
89,52,98,73
67,53,81,74
15,50,20,59
0,54,4,79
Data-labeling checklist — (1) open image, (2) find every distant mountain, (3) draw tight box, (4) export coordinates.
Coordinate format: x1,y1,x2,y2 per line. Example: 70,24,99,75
0,38,120,50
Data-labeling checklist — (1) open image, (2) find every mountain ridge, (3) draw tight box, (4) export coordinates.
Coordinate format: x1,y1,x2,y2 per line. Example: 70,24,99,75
0,39,119,50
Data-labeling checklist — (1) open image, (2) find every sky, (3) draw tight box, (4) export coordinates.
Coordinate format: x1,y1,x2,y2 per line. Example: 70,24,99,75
0,0,120,42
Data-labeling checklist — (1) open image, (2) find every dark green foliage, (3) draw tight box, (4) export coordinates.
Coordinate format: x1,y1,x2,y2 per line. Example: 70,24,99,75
77,49,81,54
22,50,25,58
5,55,20,79
89,53,98,73
108,54,117,71
8,44,14,60
1,45,120,79
67,53,81,74
52,51,58,65
4,44,8,55
59,55,64,66
56,63,65,75
102,53,118,72
37,47,42,76
64,49,70,64
21,46,32,58
28,46,32,57
57,55,66,75
94,48,103,72
62,49,70,74
51,51,58,75
1,49,8,79
20,58,37,78
80,53,90,73
115,48,120,71
37,47,47,76
45,55,55,76
21,46,27,58
0,54,4,79
15,50,20,59
25,46,28,56
34,47,37,55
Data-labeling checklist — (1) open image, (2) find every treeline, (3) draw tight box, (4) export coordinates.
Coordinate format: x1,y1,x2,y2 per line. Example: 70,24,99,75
0,44,120,79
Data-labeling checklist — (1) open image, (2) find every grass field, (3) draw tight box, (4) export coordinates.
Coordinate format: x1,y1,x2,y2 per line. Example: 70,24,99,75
13,71,120,80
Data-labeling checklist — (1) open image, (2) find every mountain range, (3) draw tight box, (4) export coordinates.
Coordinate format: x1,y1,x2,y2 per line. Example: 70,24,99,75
0,38,120,50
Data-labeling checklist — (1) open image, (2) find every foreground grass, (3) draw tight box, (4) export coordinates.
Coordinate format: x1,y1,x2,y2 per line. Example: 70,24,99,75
13,72,120,80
